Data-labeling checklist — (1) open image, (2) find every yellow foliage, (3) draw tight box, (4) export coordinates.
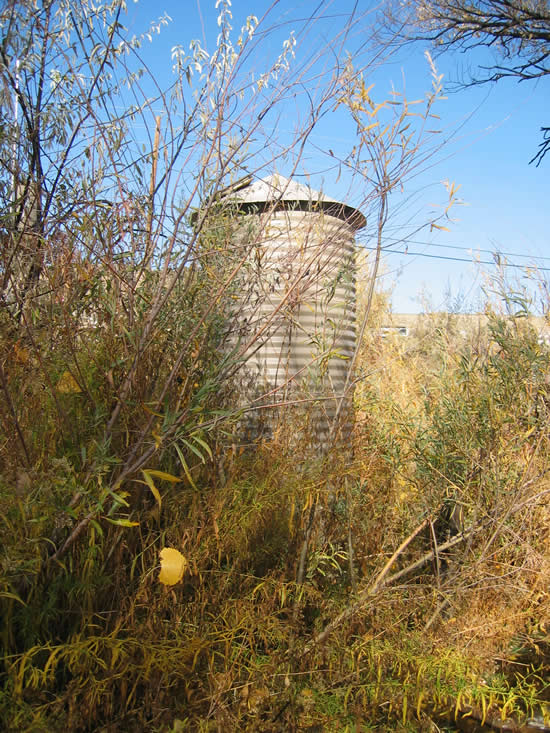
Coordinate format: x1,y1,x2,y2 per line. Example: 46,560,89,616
158,547,187,586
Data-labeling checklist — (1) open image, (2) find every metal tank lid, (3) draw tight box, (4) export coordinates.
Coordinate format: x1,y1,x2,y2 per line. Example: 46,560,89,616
217,174,366,230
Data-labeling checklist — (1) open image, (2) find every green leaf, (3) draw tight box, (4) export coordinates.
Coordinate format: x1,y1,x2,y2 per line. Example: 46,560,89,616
91,519,104,536
107,488,130,508
182,438,206,464
191,434,213,460
175,444,197,490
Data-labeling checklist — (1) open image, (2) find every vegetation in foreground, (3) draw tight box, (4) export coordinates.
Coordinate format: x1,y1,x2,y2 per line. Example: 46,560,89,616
1,278,549,731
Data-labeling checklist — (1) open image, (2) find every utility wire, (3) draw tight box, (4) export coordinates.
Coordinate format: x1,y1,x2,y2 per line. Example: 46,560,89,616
362,245,550,273
377,236,550,262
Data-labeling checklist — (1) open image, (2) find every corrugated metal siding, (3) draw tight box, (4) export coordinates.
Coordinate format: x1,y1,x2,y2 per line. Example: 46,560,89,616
229,205,358,449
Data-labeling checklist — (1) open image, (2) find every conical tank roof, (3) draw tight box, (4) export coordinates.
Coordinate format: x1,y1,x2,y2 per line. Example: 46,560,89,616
218,174,366,230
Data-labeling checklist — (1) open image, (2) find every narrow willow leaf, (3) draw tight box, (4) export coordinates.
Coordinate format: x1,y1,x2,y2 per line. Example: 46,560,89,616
159,547,187,585
107,488,130,508
0,591,26,606
44,648,61,676
144,469,181,483
175,444,197,490
141,470,162,509
416,692,425,719
182,438,205,463
105,517,140,527
90,519,104,536
191,434,213,460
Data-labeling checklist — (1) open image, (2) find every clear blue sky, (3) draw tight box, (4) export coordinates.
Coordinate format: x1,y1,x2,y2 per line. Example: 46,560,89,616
124,0,550,314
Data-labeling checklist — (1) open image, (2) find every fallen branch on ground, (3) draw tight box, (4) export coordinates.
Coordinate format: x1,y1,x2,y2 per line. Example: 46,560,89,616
306,521,478,651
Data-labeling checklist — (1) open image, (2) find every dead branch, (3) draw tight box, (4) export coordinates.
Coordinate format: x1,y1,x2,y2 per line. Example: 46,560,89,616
306,523,476,651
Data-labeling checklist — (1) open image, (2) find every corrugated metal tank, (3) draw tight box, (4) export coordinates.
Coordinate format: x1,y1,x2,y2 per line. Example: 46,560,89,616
217,174,366,450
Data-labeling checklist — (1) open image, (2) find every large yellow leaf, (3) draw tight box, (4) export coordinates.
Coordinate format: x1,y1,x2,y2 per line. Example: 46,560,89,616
158,547,187,586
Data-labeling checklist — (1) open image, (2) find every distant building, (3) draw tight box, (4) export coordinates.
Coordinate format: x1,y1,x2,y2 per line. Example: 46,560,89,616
381,313,550,345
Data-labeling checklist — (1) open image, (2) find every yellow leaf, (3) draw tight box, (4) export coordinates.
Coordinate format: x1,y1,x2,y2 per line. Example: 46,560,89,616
416,692,425,719
141,470,162,510
360,81,375,102
57,371,82,393
152,426,163,449
144,470,181,483
158,547,187,586
252,581,266,596
371,102,387,116
105,517,139,527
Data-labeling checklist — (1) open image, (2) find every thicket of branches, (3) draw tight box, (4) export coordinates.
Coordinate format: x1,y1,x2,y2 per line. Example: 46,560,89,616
387,0,550,164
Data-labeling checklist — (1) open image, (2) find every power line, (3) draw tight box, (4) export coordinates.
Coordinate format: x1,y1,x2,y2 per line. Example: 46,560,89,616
362,245,550,273
377,236,550,262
